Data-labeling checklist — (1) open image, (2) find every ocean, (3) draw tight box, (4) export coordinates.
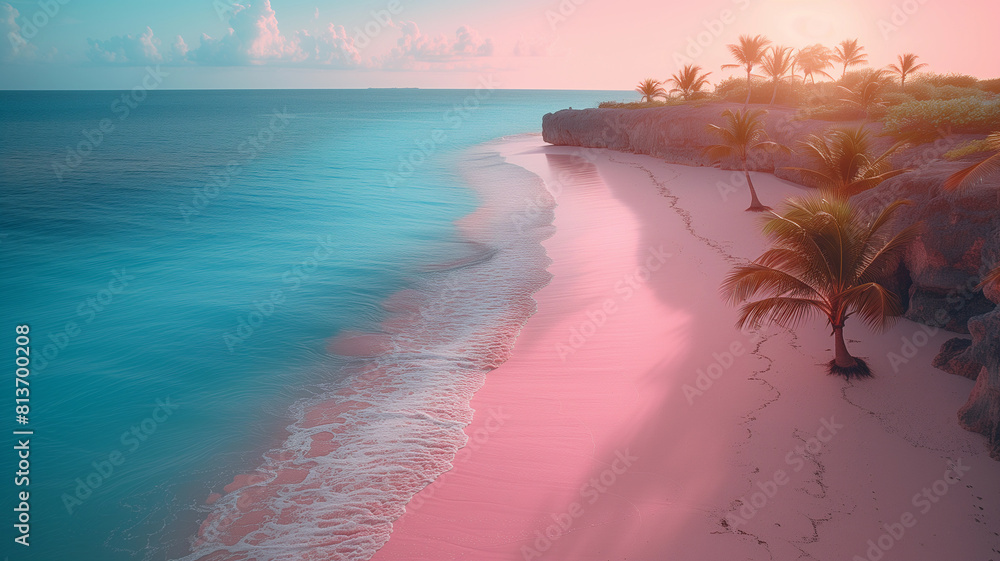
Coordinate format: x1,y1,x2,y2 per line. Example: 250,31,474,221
0,88,622,561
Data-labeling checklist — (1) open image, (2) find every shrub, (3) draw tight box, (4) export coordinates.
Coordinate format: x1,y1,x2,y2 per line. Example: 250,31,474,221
978,78,1000,94
795,103,865,121
881,97,1000,139
713,77,772,104
907,83,988,101
712,76,813,106
597,98,688,109
911,72,979,88
944,138,994,160
881,92,916,106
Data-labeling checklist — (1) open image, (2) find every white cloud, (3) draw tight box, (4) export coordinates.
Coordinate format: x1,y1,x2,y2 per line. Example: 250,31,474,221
379,21,494,69
2,2,38,62
86,26,163,64
291,24,362,67
190,0,293,65
513,35,556,57
172,35,188,59
78,1,494,70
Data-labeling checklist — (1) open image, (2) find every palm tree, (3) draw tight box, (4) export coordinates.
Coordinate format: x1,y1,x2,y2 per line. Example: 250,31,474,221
832,38,868,79
723,34,772,105
759,45,796,105
635,78,666,103
784,126,909,199
796,44,833,84
944,132,1000,190
705,108,786,211
722,197,921,378
887,53,928,92
838,68,891,119
667,64,712,101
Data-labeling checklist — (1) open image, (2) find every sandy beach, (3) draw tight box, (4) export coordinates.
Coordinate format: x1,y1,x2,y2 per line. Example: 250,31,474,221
370,135,1000,561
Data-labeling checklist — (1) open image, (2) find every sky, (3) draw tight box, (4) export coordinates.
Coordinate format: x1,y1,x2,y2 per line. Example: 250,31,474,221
1,0,998,89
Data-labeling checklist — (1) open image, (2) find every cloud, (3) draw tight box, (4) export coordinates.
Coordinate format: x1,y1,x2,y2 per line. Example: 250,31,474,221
379,22,494,69
172,35,188,59
86,26,163,64
77,1,492,71
190,0,293,65
513,35,557,57
291,24,362,67
2,2,38,61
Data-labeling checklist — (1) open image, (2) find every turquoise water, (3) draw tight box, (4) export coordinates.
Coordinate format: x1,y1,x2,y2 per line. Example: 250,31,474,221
0,89,622,561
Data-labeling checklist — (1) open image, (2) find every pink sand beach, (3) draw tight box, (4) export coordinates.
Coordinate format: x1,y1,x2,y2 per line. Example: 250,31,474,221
368,135,1000,560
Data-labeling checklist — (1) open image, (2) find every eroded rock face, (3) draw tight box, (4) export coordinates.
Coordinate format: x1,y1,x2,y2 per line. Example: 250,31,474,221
957,309,1000,459
854,162,1000,334
932,338,980,380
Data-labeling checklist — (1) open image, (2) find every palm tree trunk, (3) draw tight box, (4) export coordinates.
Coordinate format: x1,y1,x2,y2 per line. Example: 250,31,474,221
770,79,778,105
833,325,857,368
742,163,767,211
901,75,906,93
744,69,752,106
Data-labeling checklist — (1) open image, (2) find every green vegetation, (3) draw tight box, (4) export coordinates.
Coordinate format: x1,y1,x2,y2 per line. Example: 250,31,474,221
945,132,1000,190
722,198,921,378
882,97,1000,139
597,98,690,109
611,37,997,144
944,138,994,160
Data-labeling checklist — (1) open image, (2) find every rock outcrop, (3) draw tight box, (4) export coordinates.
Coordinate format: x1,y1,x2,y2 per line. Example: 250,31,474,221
542,104,900,187
854,162,999,333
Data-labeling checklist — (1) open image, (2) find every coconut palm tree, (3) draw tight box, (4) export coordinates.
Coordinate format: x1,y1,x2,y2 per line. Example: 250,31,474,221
667,64,712,101
705,108,787,211
783,126,909,199
838,68,891,119
832,38,868,79
723,34,772,106
887,53,928,92
944,132,1000,190
635,78,666,103
759,45,796,105
796,44,834,84
722,197,922,378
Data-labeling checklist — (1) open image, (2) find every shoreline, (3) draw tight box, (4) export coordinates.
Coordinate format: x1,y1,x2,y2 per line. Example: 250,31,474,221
173,140,559,561
370,135,1000,560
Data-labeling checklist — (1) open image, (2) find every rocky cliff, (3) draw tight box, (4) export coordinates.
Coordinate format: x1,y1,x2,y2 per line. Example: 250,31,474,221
543,103,1000,458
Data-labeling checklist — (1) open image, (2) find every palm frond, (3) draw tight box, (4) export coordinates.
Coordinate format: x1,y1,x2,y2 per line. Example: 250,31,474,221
721,263,825,305
944,151,1000,191
978,265,1000,290
839,283,903,332
735,296,825,330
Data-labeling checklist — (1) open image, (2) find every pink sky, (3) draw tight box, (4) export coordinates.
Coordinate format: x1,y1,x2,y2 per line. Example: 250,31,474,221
1,0,997,89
